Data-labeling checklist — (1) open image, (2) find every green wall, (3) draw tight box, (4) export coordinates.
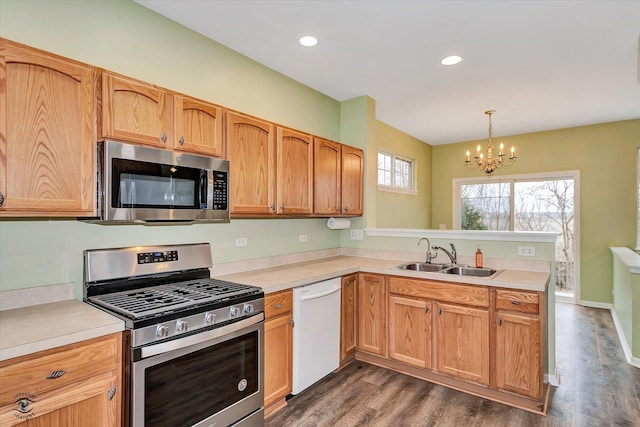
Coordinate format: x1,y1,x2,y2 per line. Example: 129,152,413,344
432,119,640,304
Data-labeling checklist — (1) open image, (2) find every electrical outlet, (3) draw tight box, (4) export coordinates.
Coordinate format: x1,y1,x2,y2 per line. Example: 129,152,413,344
235,237,248,247
350,229,363,240
299,234,308,242
518,246,535,256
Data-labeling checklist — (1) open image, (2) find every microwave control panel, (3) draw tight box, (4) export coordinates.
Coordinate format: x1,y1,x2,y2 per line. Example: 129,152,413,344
212,171,228,211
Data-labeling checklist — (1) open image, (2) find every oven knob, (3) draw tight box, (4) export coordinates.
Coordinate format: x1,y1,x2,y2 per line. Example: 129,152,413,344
156,325,169,338
176,320,188,332
230,306,240,317
243,304,254,314
204,312,216,324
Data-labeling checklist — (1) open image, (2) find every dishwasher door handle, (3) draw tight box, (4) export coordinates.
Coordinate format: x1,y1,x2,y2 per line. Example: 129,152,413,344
299,286,341,301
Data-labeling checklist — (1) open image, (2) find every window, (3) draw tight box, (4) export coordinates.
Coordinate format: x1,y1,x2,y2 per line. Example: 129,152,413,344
377,151,416,194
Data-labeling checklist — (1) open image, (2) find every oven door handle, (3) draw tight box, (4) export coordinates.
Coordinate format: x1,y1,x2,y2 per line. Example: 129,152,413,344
141,313,264,359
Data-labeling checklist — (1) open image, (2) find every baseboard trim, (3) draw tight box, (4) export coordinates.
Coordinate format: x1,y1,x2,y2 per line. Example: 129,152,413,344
579,300,613,310
610,308,640,369
544,368,560,387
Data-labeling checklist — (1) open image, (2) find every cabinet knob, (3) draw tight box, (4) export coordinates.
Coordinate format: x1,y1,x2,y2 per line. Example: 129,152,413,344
161,132,168,143
179,136,185,146
438,308,442,315
46,369,66,379
280,204,285,211
344,206,349,213
0,191,4,207
270,204,276,211
424,306,429,314
498,317,503,326
289,319,295,327
108,385,117,401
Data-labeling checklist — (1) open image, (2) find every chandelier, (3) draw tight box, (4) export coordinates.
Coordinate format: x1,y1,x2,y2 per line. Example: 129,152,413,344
465,110,516,175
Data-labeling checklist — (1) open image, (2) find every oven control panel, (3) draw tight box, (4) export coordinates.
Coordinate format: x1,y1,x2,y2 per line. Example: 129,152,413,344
137,250,179,264
132,297,265,347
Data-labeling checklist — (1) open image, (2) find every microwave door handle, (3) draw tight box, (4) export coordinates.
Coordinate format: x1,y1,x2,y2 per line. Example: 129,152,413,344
202,170,211,209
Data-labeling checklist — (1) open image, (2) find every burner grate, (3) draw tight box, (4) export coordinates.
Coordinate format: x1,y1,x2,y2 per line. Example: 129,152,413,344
89,278,258,319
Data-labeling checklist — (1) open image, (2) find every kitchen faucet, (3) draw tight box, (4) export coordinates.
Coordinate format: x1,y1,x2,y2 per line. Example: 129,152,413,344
417,238,435,263
432,243,457,264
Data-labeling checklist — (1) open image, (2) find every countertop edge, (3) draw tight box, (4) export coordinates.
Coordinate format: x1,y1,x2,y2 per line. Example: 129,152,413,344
610,247,640,274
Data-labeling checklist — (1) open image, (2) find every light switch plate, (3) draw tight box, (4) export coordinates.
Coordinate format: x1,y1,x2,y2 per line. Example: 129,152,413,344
235,237,248,247
350,229,363,240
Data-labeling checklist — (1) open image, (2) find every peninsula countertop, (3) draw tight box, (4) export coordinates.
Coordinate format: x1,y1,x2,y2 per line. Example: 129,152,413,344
214,256,550,294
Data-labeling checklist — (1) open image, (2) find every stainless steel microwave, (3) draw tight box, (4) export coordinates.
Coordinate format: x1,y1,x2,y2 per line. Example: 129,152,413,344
91,140,230,224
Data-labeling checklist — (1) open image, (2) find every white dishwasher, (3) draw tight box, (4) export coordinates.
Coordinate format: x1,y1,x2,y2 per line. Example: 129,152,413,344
292,277,341,394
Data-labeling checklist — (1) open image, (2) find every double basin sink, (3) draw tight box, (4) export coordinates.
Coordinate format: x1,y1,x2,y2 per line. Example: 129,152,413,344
394,262,500,278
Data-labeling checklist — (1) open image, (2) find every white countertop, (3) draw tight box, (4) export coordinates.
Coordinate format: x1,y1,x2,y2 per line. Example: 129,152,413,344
0,299,124,361
216,256,550,294
610,247,640,274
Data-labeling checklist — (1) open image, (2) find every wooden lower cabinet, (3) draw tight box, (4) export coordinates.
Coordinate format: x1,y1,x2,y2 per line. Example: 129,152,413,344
435,302,490,385
357,273,387,356
496,311,542,399
340,274,357,361
388,295,432,369
0,333,122,427
263,290,293,415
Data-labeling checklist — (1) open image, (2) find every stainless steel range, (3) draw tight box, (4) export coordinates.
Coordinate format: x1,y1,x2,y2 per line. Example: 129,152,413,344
83,243,264,427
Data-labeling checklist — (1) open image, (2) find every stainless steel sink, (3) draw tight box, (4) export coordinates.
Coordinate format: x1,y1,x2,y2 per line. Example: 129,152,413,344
439,266,498,277
393,262,449,272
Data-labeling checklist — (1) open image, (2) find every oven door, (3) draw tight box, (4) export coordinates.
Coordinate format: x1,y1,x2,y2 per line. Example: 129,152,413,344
132,315,264,427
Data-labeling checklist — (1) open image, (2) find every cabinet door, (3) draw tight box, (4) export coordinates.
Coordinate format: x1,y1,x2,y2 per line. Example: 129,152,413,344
101,72,169,148
496,312,542,399
389,295,432,369
276,128,313,215
0,371,119,427
340,145,363,216
436,302,489,385
358,274,387,356
226,111,276,215
173,94,223,157
264,313,293,407
0,38,96,216
313,137,341,215
340,274,358,361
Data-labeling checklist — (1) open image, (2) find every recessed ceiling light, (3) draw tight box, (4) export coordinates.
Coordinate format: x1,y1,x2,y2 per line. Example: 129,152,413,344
299,36,318,47
441,55,463,66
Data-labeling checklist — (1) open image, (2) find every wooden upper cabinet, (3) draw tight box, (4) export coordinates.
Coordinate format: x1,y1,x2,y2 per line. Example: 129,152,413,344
341,145,363,216
101,72,169,148
0,38,96,216
436,302,490,385
172,94,223,157
314,137,342,215
276,127,313,215
226,111,276,215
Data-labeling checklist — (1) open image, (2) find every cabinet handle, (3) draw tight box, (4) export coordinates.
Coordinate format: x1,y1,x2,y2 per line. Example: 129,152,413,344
270,204,276,211
46,369,66,379
511,301,521,305
108,385,117,401
0,191,4,207
161,132,167,143
344,206,349,213
274,303,283,309
438,308,442,315
498,317,503,326
280,204,285,212
179,136,185,146
424,306,429,314
290,319,295,327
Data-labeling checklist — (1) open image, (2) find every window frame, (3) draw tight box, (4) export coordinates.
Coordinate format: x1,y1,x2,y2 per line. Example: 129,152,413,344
377,150,418,195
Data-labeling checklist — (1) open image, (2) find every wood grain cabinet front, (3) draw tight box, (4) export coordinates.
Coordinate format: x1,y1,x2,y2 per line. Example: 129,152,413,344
0,333,122,427
388,295,432,369
264,290,293,415
340,274,358,362
276,127,313,215
172,94,223,157
313,137,363,216
357,273,387,356
0,38,97,216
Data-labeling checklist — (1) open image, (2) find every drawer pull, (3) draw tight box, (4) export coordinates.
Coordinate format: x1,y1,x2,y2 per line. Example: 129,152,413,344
46,369,66,379
274,303,283,309
108,385,117,401
511,301,522,305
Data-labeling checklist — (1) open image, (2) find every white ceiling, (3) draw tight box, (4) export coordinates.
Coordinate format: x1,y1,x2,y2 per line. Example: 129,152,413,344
136,0,640,145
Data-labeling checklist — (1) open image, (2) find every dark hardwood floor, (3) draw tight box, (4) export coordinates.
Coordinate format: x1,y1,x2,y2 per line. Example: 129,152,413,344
266,303,640,427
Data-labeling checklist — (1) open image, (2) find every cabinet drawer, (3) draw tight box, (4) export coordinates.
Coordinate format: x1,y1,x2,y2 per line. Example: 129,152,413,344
0,333,120,406
496,290,539,314
265,290,293,319
389,277,489,308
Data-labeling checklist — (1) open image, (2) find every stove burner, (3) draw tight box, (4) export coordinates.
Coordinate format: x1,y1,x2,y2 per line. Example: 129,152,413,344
89,278,259,319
